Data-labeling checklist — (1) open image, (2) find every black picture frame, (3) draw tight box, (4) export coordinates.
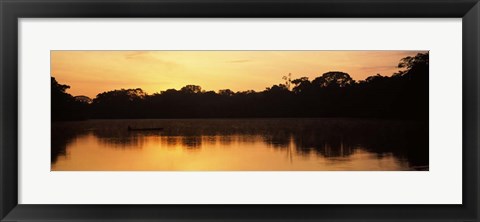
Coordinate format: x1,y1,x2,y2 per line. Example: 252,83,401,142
1,0,479,221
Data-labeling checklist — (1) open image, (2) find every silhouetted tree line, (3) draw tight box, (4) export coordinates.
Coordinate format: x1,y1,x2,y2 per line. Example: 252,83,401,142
51,78,90,121
52,52,428,120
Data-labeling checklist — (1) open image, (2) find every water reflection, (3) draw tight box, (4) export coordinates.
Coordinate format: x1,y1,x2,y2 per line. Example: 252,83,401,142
51,119,428,171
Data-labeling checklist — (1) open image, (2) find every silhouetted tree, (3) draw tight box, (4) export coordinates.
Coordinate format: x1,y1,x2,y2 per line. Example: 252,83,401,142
312,71,355,88
52,52,429,120
51,77,89,121
218,89,234,96
181,85,202,94
91,88,146,118
291,77,311,94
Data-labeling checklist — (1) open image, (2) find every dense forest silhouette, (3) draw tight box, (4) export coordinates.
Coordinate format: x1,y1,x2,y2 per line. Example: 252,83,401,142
52,52,428,121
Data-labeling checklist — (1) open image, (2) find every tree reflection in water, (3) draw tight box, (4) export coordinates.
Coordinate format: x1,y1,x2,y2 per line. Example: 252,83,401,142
52,118,428,170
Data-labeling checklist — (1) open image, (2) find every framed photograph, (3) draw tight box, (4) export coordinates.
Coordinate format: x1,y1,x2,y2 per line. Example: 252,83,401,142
1,0,479,221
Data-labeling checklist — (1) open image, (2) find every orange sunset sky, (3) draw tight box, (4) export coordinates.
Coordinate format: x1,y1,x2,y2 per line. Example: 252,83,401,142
51,51,427,98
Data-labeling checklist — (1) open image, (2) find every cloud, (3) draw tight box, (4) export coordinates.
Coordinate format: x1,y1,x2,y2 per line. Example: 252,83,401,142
227,59,251,63
125,51,151,59
356,65,401,77
359,65,396,71
123,51,180,70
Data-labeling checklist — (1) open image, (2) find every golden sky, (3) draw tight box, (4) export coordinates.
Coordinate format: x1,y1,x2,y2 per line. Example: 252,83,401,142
51,51,426,98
